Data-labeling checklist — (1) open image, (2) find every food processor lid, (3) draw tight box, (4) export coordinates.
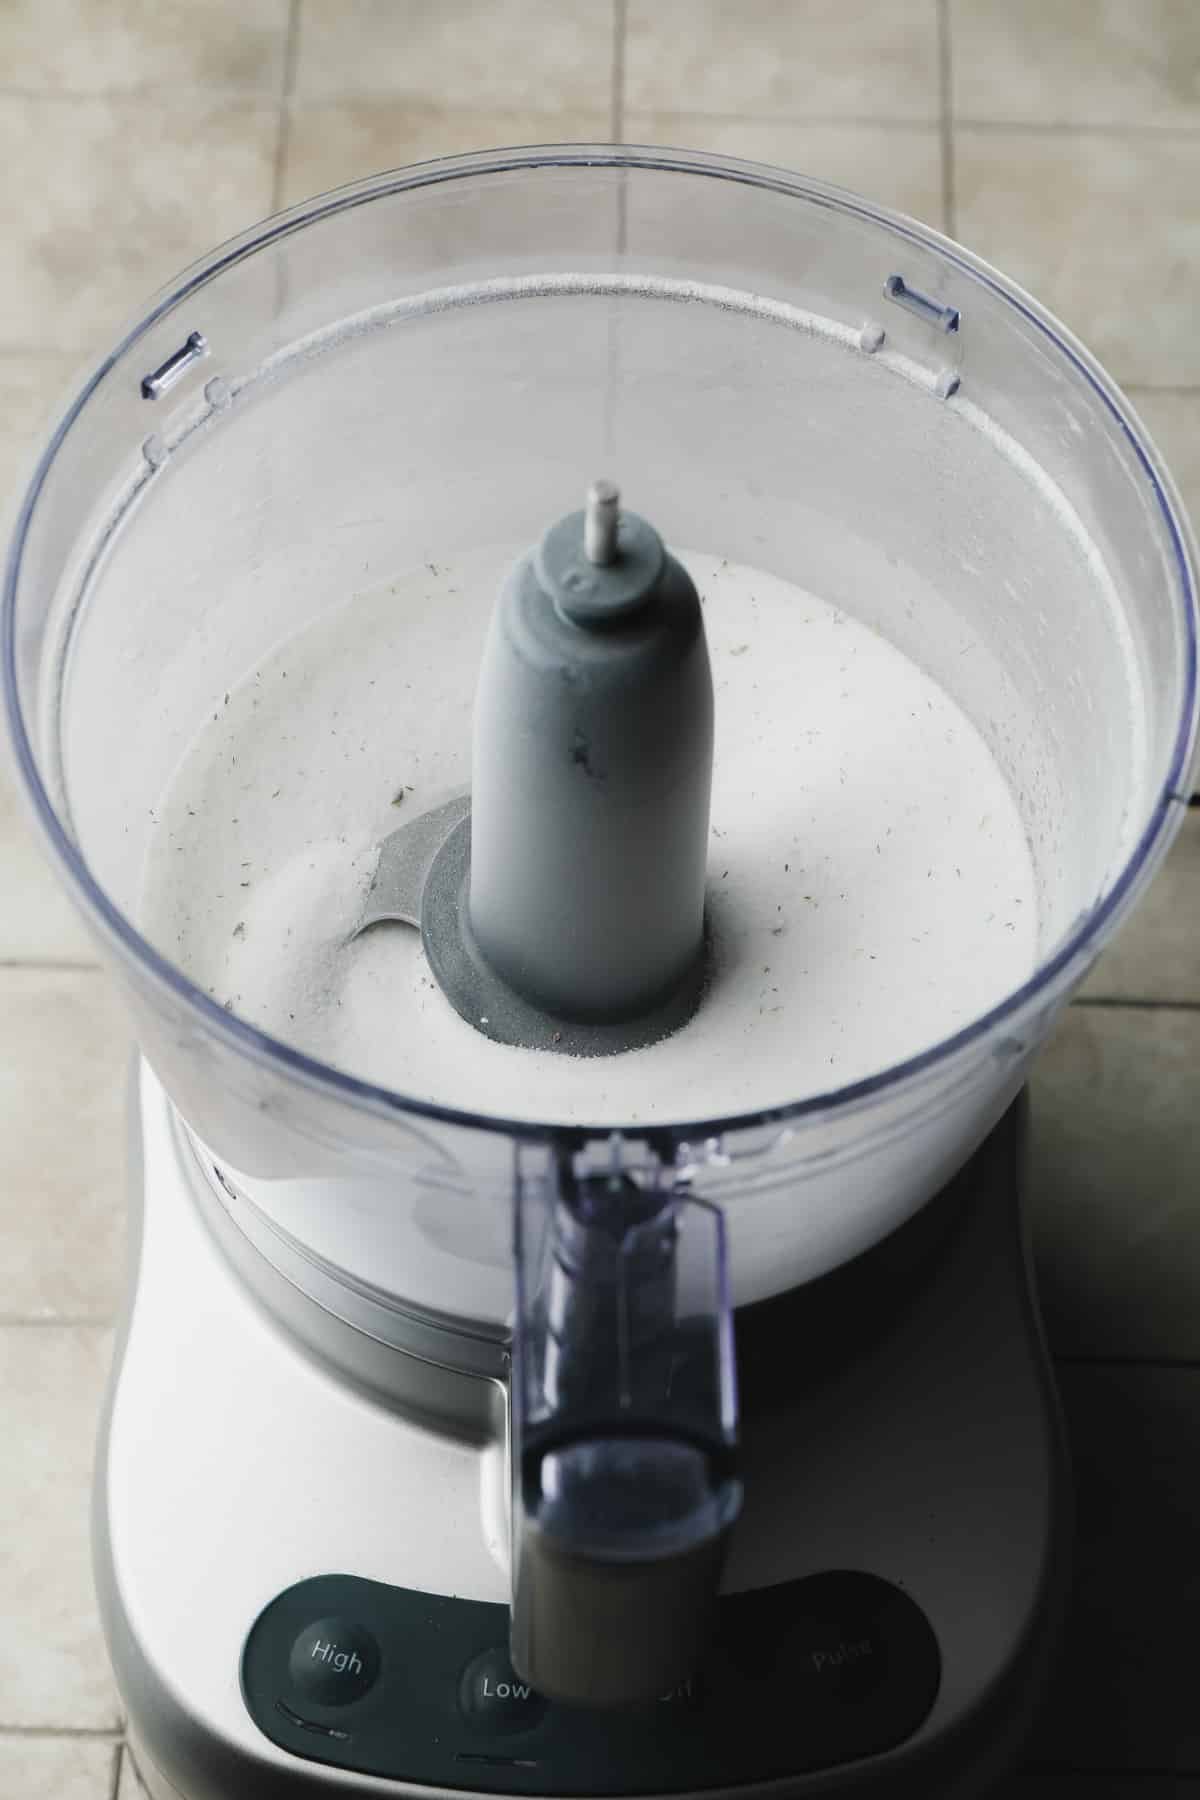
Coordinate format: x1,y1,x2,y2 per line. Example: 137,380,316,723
4,145,1198,1145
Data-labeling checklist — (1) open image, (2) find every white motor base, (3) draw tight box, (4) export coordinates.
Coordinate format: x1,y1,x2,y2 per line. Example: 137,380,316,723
97,1064,1067,1800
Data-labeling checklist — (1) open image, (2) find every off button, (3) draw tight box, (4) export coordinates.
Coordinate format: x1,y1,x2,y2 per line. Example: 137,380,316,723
459,1648,547,1735
288,1617,381,1706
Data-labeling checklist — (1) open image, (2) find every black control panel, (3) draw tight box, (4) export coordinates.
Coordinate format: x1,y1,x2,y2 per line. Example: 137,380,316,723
242,1570,940,1791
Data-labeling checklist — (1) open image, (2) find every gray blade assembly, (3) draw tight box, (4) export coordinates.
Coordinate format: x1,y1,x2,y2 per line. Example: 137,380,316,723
351,792,470,937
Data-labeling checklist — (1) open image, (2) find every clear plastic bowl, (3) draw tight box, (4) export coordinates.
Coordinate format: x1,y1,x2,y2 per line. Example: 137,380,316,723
4,147,1197,1339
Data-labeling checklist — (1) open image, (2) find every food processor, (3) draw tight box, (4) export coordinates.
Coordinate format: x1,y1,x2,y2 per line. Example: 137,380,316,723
4,147,1198,1799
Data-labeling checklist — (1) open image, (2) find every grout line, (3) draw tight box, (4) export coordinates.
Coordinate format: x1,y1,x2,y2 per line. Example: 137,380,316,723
935,0,956,238
0,1725,123,1738
0,344,93,361
0,344,81,361
120,1740,149,1796
0,958,103,972
1072,994,1200,1014
0,87,970,132
0,79,1196,139
610,0,627,143
272,0,303,214
621,109,940,131
0,1314,114,1328
955,115,1200,137
108,1740,123,1800
0,84,282,102
282,4,302,103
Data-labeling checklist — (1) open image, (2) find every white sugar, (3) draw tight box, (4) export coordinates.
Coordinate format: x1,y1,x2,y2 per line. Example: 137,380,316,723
140,549,1039,1127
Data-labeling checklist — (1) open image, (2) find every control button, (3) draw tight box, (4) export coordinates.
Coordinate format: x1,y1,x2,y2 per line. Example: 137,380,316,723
777,1572,931,1709
794,1625,888,1703
459,1648,547,1735
288,1618,380,1707
719,1567,941,1742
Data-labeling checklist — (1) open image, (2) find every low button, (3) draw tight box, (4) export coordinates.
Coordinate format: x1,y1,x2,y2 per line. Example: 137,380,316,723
459,1648,547,1735
288,1618,380,1707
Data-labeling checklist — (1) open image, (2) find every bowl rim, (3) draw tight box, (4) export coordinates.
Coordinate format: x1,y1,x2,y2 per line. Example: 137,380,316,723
4,141,1198,1145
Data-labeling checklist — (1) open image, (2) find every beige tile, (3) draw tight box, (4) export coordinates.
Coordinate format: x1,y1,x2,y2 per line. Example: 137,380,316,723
281,102,609,207
1028,1006,1200,1359
0,970,129,1321
0,351,78,514
1034,1366,1200,1768
0,1735,118,1798
0,758,99,967
294,0,613,110
0,1326,117,1727
1127,388,1200,552
955,128,1200,387
0,95,277,354
1080,810,1200,1003
952,0,1200,128
625,0,940,122
623,117,945,228
0,0,289,95
0,356,99,972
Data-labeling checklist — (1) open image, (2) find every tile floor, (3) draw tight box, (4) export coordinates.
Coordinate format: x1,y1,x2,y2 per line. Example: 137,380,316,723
1,3,1199,1795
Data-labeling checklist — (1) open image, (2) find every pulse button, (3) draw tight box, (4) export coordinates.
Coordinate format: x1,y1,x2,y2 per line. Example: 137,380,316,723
288,1617,380,1706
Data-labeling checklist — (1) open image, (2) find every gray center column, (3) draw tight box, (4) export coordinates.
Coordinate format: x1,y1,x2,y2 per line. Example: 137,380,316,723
421,483,714,1055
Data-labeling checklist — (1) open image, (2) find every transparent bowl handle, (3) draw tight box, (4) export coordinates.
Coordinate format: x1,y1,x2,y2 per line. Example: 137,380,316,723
510,1143,742,1706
